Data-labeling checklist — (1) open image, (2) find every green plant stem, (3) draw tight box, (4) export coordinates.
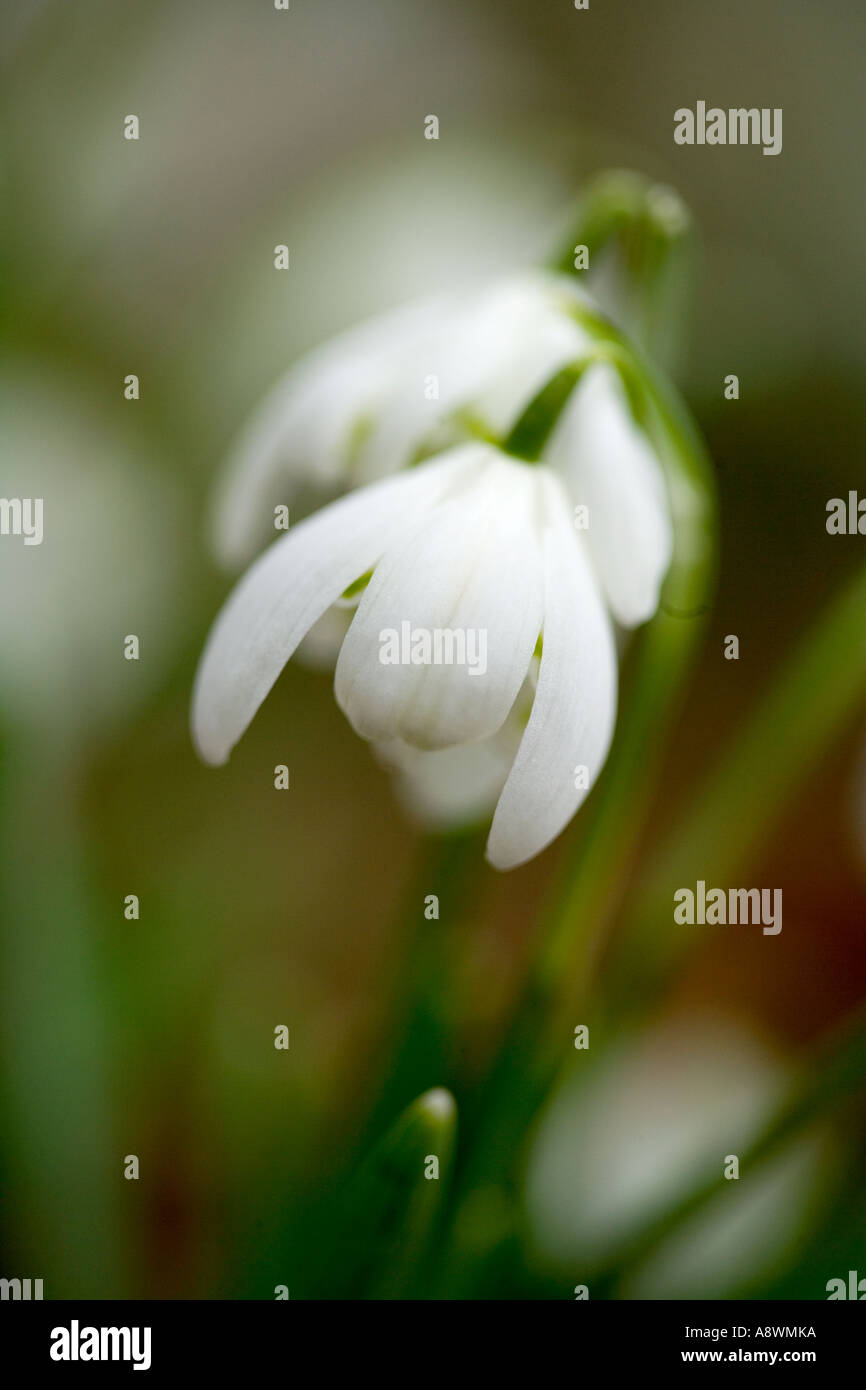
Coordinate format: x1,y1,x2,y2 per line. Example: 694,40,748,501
549,168,694,372
444,352,718,1217
442,554,866,1295
357,827,487,1149
607,555,866,1015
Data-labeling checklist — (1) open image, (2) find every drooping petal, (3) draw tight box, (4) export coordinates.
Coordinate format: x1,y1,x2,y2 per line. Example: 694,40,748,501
335,446,545,751
486,471,617,871
192,454,467,766
212,295,453,567
547,362,673,627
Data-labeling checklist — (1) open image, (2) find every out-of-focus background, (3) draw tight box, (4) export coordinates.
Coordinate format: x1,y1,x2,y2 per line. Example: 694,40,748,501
1,0,864,1299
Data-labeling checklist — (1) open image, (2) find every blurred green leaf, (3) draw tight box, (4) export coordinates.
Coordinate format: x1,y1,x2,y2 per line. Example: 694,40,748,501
609,556,866,1011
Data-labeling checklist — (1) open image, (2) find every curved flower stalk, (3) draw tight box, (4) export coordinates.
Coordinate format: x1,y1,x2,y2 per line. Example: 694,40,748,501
549,168,694,375
192,281,676,869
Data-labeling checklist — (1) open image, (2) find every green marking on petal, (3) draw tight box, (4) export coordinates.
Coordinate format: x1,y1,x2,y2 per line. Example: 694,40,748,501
341,568,374,601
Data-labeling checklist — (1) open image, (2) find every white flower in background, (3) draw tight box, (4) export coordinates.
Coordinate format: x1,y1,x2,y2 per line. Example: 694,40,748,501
193,274,674,868
0,365,186,743
525,1014,839,1298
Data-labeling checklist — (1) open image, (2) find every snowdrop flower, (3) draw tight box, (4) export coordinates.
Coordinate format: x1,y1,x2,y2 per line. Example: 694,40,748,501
193,278,674,869
195,446,619,872
213,272,592,568
362,358,672,833
526,1013,839,1298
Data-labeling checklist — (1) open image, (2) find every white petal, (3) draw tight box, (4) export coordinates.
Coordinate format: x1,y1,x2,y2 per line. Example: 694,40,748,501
486,471,617,870
359,273,590,478
335,446,544,750
212,296,453,567
464,273,590,437
192,455,465,765
375,671,535,827
548,362,672,627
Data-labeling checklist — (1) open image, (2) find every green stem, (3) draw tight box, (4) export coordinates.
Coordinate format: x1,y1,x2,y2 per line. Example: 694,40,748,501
356,827,487,1148
607,555,866,1014
549,169,695,372
444,518,866,1295
503,361,592,462
235,831,479,1298
445,343,718,1215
